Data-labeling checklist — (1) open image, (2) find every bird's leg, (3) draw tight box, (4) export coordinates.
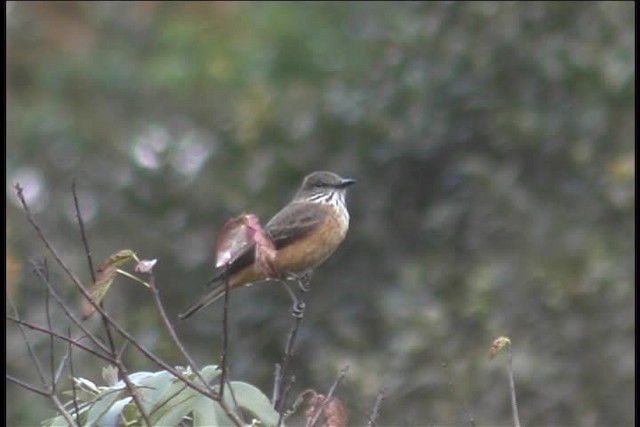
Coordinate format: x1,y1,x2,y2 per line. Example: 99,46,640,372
285,270,313,293
281,281,306,318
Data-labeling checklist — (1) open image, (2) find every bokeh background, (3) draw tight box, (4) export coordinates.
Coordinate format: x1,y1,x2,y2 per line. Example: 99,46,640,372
6,2,634,426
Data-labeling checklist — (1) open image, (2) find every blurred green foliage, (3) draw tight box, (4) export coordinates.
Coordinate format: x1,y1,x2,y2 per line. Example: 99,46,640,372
7,2,634,426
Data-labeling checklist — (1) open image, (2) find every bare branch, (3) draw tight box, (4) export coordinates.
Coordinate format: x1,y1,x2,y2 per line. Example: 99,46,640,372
145,271,244,427
276,375,296,427
72,180,118,356
13,182,245,427
506,345,521,427
115,345,153,427
45,278,56,393
17,184,119,363
50,393,79,427
67,328,81,426
272,364,282,406
16,184,115,358
8,372,78,427
15,184,89,307
308,365,350,427
273,281,306,412
29,259,111,355
53,349,70,386
12,199,218,407
220,269,230,400
6,374,49,397
281,388,315,425
147,273,207,380
223,373,246,425
366,387,387,427
6,316,116,364
71,179,97,283
7,291,48,388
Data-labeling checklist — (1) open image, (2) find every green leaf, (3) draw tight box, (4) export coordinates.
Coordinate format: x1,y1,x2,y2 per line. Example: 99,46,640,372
136,366,221,425
95,397,131,427
82,388,126,427
225,381,280,427
129,370,177,414
192,395,235,426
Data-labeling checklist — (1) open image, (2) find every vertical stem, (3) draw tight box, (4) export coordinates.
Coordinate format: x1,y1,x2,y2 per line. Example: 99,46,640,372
507,346,521,427
219,268,230,400
72,180,117,357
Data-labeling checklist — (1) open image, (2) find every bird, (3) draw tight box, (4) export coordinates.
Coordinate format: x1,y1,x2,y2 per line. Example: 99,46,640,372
179,171,355,319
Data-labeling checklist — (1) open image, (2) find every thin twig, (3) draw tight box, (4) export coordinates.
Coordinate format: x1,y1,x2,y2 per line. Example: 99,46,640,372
116,269,151,287
144,271,244,427
7,292,48,388
6,374,49,397
507,345,521,427
146,274,220,391
281,388,315,425
7,370,77,425
145,378,194,421
147,273,206,378
72,180,117,356
276,375,296,427
110,308,218,400
71,179,97,282
274,293,306,411
272,363,282,405
50,393,79,427
45,279,56,393
67,328,81,426
308,365,350,427
223,373,246,426
51,316,72,390
17,185,116,358
15,187,214,397
53,348,70,386
97,306,117,357
15,184,89,309
115,344,153,427
219,268,230,400
18,268,218,408
366,387,387,427
77,283,220,404
14,183,243,426
6,316,116,364
29,259,112,356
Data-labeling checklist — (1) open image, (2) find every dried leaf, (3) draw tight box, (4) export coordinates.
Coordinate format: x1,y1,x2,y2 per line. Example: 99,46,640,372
305,392,325,422
97,249,137,273
323,397,348,427
247,215,277,278
215,214,258,268
215,214,276,277
82,250,137,319
489,336,512,358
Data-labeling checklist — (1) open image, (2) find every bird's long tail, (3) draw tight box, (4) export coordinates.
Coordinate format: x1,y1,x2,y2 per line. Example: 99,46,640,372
178,274,228,320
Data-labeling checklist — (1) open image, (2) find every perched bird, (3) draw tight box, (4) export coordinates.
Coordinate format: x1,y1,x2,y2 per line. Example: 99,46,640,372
179,171,355,319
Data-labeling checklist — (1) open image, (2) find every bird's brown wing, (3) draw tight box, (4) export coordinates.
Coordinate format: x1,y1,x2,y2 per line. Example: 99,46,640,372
265,201,328,248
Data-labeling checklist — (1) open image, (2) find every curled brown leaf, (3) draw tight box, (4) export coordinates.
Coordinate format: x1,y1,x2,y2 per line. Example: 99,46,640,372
81,249,137,319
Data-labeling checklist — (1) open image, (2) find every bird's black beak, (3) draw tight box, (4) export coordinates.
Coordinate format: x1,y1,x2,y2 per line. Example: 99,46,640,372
338,178,356,188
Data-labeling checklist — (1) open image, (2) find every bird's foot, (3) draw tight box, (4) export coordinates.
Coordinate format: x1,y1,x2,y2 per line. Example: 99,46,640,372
285,271,313,293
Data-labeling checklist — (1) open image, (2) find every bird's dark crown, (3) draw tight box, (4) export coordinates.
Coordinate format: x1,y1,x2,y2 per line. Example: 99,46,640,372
300,171,356,192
